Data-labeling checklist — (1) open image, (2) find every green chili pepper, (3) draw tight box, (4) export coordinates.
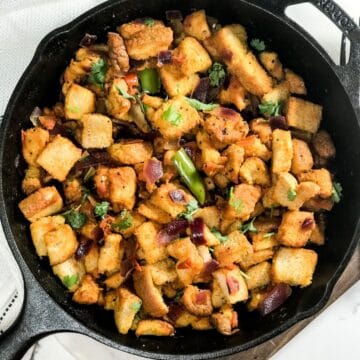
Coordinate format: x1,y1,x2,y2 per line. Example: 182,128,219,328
172,148,206,205
139,68,161,94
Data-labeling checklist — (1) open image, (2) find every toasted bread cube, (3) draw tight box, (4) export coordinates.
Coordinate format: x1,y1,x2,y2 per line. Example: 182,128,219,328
214,230,253,267
245,261,271,290
251,232,278,252
104,290,117,310
191,317,213,331
30,215,65,257
78,114,113,149
174,37,212,76
19,186,63,222
137,201,172,224
135,320,175,337
104,272,125,289
149,183,194,218
259,51,283,80
250,118,272,147
219,76,248,111
223,144,245,184
193,206,221,229
22,166,42,195
239,157,270,186
63,178,82,203
272,129,293,174
65,84,96,120
297,168,332,198
284,69,307,95
73,274,100,304
291,138,313,174
21,128,49,166
119,20,173,60
135,222,167,264
133,266,169,317
286,97,322,133
52,257,85,292
237,135,272,161
272,247,318,287
37,135,82,181
224,184,261,221
224,267,249,304
149,259,177,286
98,233,123,275
183,10,211,41
142,94,164,109
310,223,325,245
114,288,142,335
240,249,275,269
45,224,78,265
84,244,99,277
181,285,213,316
113,211,145,239
108,140,153,164
149,96,201,139
277,211,315,247
105,78,132,120
210,305,238,335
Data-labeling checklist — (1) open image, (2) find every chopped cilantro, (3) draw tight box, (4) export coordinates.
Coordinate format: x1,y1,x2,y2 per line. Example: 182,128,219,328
81,187,90,204
250,38,266,52
88,58,107,88
116,85,136,100
263,232,275,238
211,227,228,243
94,201,110,219
208,62,226,87
241,217,257,234
287,188,297,201
61,208,86,229
113,210,133,231
161,105,182,126
178,199,199,221
131,301,142,312
143,18,155,26
332,182,342,203
62,274,79,288
259,101,283,117
185,97,219,111
229,187,243,214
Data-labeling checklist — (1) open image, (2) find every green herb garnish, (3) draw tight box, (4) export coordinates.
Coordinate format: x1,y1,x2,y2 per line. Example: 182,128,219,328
241,217,257,234
143,18,155,27
116,85,136,100
66,105,80,113
239,269,250,280
259,101,283,117
178,199,199,221
88,58,107,88
185,97,219,111
331,182,342,203
287,188,297,201
94,201,110,219
62,274,79,288
208,62,226,87
174,289,184,302
81,187,90,204
113,210,133,231
263,232,275,238
83,167,96,183
250,38,266,52
211,227,228,243
162,105,182,126
62,208,86,229
131,301,142,312
229,187,243,214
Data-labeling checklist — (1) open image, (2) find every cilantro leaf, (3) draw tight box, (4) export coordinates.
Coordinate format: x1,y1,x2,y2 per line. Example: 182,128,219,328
161,105,182,126
241,217,257,234
94,201,110,219
211,227,228,243
62,274,79,288
116,85,136,100
178,199,199,221
287,188,297,201
143,18,155,27
208,62,226,87
250,38,266,52
62,209,86,229
88,58,107,88
263,232,275,238
229,187,243,214
185,97,219,111
259,101,283,117
131,301,142,312
113,210,133,231
332,182,342,203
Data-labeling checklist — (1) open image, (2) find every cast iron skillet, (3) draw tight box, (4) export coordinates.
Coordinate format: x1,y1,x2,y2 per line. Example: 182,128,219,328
0,0,359,359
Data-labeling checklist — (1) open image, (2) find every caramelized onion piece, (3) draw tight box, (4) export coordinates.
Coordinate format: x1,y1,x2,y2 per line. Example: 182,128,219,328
157,219,188,245
143,158,163,185
190,218,206,245
75,239,93,260
269,116,289,130
258,283,292,316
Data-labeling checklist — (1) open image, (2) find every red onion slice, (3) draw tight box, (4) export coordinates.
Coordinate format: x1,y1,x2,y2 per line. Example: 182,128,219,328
269,116,289,130
190,218,206,245
258,283,292,316
158,51,173,65
75,239,93,260
157,219,188,245
143,158,163,185
79,33,98,47
169,190,185,203
192,77,210,103
202,259,219,278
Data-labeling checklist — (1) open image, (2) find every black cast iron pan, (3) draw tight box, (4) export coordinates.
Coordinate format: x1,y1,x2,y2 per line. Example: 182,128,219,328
0,0,359,359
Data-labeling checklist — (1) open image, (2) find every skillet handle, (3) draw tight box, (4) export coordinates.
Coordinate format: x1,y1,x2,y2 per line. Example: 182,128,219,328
253,0,360,112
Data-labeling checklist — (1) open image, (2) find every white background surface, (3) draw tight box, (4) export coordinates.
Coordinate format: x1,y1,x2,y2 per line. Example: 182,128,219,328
0,0,359,359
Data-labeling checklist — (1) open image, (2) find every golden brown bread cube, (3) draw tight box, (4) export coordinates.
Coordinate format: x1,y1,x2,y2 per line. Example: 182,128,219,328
284,69,307,95
133,266,169,317
22,166,42,195
104,272,125,289
272,129,293,174
223,144,245,184
250,118,272,147
149,259,177,286
119,20,173,60
107,32,130,76
63,178,82,203
297,168,333,198
72,274,100,304
237,135,272,161
98,233,123,275
291,138,314,174
108,140,153,164
219,76,248,111
277,210,315,247
272,247,318,287
222,267,249,304
19,186,63,222
37,135,82,181
64,84,96,120
52,257,85,292
114,288,142,335
239,157,270,186
251,232,278,252
183,10,211,41
239,249,275,270
21,128,49,166
181,285,213,316
30,215,65,257
191,317,213,331
84,244,99,277
245,261,271,290
78,114,113,149
210,305,238,336
135,221,167,264
135,319,175,337
149,96,201,139
44,224,78,266
193,206,221,229
259,51,284,80
137,201,172,224
310,223,325,245
285,97,322,133
262,82,290,104
214,230,253,267
105,78,132,120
